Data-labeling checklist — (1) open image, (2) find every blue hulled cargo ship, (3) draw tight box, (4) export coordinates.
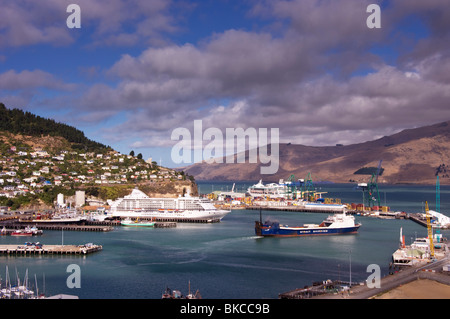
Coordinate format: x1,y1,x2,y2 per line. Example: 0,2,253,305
255,212,361,237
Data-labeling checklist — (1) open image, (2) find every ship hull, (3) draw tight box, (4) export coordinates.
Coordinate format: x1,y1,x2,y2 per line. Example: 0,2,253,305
112,210,230,221
11,232,34,236
255,221,361,237
121,222,155,227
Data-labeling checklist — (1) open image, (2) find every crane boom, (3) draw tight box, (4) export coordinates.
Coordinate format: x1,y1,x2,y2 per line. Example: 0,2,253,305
425,201,435,258
375,160,383,183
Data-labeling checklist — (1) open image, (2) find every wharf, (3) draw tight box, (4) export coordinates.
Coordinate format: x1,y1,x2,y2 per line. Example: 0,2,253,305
0,243,102,255
279,280,352,299
11,222,113,232
154,222,177,228
85,220,121,226
246,205,353,214
408,213,430,228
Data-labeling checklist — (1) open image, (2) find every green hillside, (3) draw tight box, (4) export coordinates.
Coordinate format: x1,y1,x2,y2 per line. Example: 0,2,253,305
0,103,197,211
0,103,109,152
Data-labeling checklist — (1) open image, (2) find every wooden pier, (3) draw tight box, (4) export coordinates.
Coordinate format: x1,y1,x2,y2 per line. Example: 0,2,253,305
154,222,177,228
408,213,429,228
246,205,350,214
279,280,352,299
0,243,102,255
8,222,113,232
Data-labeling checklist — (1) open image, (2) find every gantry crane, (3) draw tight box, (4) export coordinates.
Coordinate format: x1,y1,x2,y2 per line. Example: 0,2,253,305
436,176,441,242
302,172,315,201
425,201,435,258
359,160,383,208
285,174,301,199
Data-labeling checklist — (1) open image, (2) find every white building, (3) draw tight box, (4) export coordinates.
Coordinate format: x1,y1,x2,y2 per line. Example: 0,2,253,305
75,191,85,207
57,193,65,207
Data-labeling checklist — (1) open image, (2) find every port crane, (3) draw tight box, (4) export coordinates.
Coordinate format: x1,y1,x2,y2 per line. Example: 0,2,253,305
425,201,435,258
302,172,315,201
284,173,315,200
435,176,441,242
285,174,303,200
359,160,382,208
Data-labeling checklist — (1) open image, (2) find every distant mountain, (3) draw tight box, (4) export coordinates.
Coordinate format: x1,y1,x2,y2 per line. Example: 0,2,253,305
183,120,450,185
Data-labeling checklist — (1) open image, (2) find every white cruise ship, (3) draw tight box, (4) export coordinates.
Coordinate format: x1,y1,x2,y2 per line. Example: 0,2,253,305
247,180,287,199
109,188,230,222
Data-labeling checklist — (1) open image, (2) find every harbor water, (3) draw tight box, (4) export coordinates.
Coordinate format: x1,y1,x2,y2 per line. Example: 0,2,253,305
1,182,449,299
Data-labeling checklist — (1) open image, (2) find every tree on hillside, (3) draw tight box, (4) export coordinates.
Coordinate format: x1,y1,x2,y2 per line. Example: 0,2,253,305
0,103,110,152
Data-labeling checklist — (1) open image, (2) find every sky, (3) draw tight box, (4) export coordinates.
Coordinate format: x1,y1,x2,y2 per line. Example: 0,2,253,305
1,0,450,169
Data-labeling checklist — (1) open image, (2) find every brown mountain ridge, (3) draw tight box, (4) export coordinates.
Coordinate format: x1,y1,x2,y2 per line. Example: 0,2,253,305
183,120,450,185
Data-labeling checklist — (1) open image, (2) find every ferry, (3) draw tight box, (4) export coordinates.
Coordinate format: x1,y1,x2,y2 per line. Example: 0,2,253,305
109,188,230,222
255,212,361,237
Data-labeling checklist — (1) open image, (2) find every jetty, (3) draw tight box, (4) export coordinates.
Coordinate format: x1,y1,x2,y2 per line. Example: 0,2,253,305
6,222,113,232
0,243,102,255
246,205,349,214
279,280,352,299
154,222,177,228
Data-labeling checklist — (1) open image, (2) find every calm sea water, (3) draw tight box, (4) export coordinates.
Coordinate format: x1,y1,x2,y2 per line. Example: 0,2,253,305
1,182,449,299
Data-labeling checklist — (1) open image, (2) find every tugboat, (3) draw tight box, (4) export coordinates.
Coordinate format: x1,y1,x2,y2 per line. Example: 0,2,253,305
255,212,361,237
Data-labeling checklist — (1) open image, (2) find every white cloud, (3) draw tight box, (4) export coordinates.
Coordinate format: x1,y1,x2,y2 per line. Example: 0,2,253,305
3,0,450,163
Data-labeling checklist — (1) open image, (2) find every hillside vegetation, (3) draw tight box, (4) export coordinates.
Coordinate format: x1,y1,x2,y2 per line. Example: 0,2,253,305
0,103,109,153
0,103,196,210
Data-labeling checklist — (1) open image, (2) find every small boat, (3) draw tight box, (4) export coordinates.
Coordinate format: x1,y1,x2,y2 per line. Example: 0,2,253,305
255,212,361,237
121,218,155,227
186,281,202,299
162,287,183,299
28,226,43,235
11,229,34,236
11,226,42,236
161,282,201,299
